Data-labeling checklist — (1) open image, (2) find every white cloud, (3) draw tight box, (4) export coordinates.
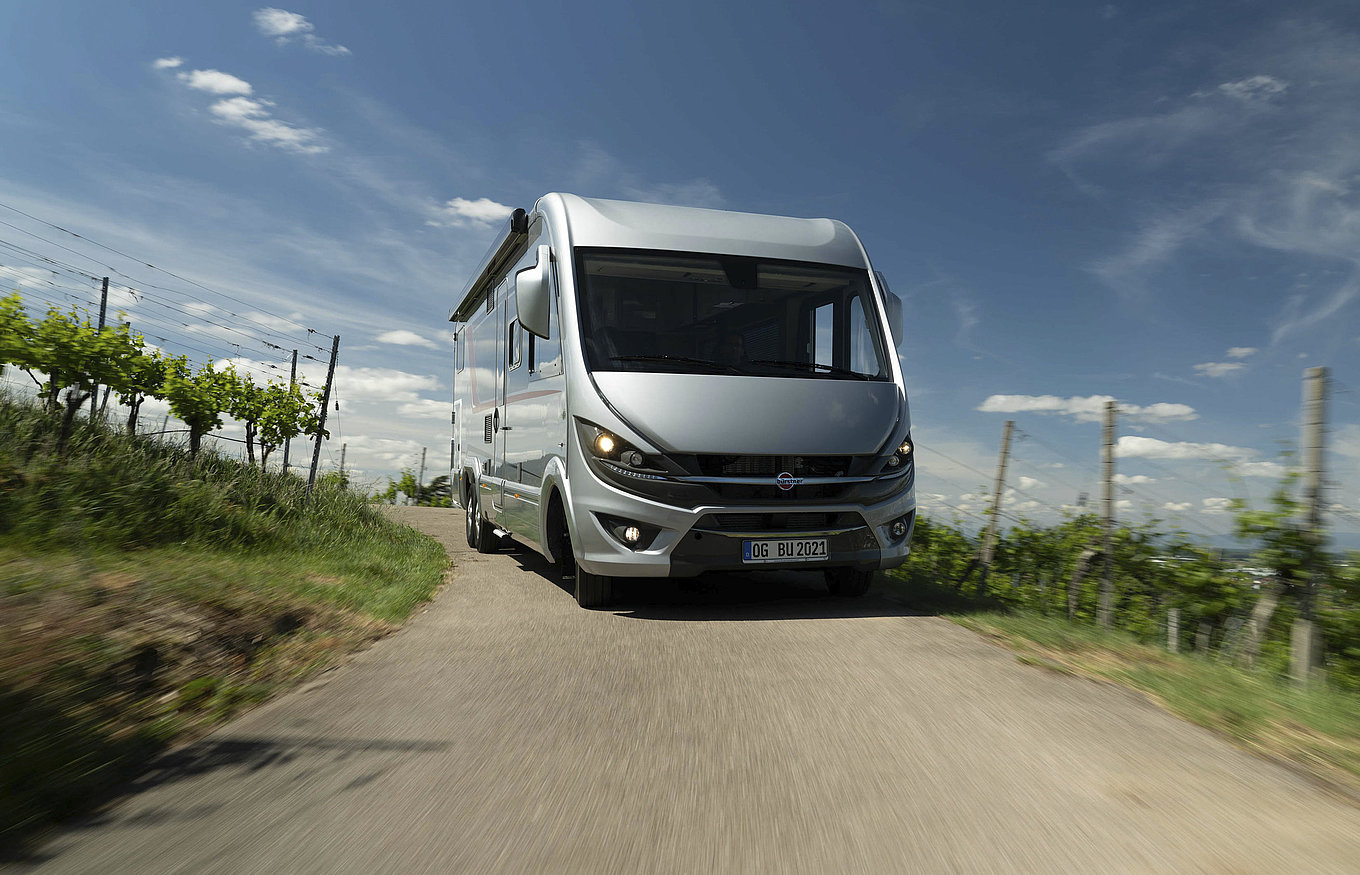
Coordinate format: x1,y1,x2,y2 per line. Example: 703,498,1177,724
1163,501,1192,512
977,394,1197,424
1086,202,1226,300
1017,476,1044,490
1193,361,1246,378
253,8,351,56
1114,473,1155,484
377,329,437,349
397,399,452,419
1335,424,1360,460
253,7,309,37
1115,436,1287,479
208,97,327,154
157,61,326,154
183,301,217,317
430,197,514,228
1218,75,1288,103
1226,347,1258,359
334,365,437,402
107,284,140,309
243,311,307,333
1053,22,1360,349
337,434,424,467
153,57,184,70
1117,435,1255,461
177,69,253,96
1235,460,1289,479
1202,497,1235,514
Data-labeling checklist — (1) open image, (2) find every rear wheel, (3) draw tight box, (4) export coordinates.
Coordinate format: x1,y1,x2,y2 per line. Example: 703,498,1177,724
464,485,478,548
574,565,613,608
825,567,873,598
466,487,499,554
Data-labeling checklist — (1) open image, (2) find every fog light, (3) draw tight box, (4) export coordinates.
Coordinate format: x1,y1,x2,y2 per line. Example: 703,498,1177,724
890,519,907,538
621,525,642,544
595,433,617,456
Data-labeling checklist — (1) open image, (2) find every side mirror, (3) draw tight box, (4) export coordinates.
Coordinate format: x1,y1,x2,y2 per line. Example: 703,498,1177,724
876,271,904,348
515,244,552,339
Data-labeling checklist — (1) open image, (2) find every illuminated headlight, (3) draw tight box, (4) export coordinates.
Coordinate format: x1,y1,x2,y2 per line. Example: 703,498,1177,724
885,434,914,470
581,421,665,471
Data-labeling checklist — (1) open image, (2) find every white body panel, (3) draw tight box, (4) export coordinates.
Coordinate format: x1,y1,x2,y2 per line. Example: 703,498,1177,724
451,194,915,580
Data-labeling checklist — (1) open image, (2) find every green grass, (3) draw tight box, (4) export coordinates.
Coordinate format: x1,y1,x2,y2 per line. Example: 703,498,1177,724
0,391,449,855
879,567,1360,795
952,611,1360,796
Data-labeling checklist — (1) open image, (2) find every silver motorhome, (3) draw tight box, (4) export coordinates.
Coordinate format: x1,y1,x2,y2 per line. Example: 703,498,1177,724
450,193,915,607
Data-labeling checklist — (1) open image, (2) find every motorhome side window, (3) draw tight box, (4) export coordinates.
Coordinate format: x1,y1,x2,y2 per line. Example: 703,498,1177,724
575,248,889,380
454,330,464,372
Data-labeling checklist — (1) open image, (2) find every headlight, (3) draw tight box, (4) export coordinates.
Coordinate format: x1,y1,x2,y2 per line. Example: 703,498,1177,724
579,421,664,471
885,433,913,470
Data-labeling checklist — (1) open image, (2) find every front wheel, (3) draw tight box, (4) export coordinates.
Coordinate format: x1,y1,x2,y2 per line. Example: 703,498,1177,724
575,565,613,608
825,567,873,598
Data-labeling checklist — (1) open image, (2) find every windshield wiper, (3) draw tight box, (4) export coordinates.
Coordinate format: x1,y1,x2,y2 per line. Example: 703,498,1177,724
611,354,746,374
749,359,872,380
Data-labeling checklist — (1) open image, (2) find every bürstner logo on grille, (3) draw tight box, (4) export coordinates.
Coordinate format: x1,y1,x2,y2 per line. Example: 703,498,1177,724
776,472,803,491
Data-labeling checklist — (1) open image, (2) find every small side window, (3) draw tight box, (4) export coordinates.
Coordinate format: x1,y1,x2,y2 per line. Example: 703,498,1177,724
812,302,835,368
454,330,464,372
508,320,522,370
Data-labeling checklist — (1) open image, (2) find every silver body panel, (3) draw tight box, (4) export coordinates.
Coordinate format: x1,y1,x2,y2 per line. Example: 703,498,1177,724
451,193,914,580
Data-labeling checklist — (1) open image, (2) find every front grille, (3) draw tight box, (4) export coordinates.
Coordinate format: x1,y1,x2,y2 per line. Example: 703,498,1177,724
694,455,852,477
699,512,865,532
705,482,852,502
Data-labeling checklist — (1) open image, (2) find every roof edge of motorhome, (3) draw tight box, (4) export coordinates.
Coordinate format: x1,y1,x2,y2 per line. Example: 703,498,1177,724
449,207,529,323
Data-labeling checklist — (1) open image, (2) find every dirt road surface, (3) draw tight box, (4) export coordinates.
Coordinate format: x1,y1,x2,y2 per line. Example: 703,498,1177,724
13,506,1360,873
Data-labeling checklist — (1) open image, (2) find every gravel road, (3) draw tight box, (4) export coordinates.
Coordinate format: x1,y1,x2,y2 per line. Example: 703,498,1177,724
14,505,1360,873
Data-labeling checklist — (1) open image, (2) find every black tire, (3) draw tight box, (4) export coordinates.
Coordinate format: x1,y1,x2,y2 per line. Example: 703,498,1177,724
466,488,499,554
574,565,613,608
546,496,575,578
826,567,873,598
464,485,479,549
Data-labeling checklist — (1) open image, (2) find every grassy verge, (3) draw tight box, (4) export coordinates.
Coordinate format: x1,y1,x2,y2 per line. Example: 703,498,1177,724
0,393,449,854
960,610,1360,796
882,571,1360,798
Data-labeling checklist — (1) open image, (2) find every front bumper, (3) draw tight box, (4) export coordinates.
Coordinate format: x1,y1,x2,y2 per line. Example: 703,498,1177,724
571,482,916,579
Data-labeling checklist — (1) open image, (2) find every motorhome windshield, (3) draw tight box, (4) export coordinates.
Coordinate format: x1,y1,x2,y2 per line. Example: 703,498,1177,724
575,248,890,381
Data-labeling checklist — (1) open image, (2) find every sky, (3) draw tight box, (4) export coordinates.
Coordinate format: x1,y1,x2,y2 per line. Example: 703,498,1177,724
2,0,1359,546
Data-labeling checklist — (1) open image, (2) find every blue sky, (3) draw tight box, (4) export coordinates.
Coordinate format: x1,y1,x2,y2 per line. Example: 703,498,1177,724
2,1,1359,544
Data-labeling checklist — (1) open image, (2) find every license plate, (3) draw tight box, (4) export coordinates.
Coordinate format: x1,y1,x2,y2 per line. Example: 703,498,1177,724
742,538,828,563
